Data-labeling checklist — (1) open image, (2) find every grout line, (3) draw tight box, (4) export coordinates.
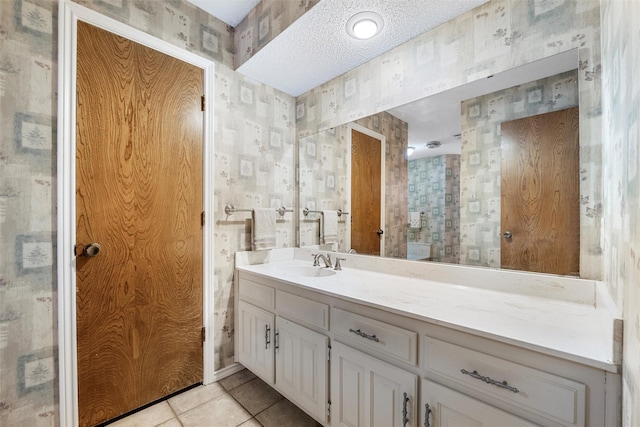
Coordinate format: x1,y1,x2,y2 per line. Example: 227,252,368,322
164,400,184,427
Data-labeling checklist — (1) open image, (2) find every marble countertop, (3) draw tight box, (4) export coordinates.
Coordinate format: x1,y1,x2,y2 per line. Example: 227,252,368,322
236,249,621,373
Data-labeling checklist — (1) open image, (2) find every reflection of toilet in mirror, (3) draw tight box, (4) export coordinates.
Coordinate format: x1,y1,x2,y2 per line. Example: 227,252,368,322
407,242,434,261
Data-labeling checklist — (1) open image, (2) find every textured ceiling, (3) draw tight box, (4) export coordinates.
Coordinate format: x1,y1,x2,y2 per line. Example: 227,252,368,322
237,0,488,96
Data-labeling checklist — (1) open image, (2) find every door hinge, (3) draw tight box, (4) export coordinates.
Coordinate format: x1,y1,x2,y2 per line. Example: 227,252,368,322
201,211,205,226
201,327,206,343
327,400,331,420
201,95,205,111
327,344,331,361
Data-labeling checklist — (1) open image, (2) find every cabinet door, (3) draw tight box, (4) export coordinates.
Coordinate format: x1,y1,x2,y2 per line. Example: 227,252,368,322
421,379,538,427
276,317,329,424
238,300,275,384
331,342,417,427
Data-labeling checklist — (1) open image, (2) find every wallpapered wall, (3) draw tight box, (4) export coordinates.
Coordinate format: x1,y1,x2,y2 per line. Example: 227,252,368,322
0,0,295,424
234,0,319,69
600,1,640,425
299,111,408,258
4,0,637,425
459,70,579,269
295,0,603,280
408,155,461,264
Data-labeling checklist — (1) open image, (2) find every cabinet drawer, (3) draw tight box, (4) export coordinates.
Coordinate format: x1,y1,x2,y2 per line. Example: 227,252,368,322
423,337,586,426
332,308,417,366
276,290,329,331
239,275,275,310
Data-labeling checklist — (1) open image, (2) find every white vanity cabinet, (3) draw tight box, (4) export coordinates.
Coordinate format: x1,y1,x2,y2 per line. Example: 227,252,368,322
331,341,417,427
235,261,619,427
238,273,330,424
275,316,329,423
238,300,275,384
421,378,538,427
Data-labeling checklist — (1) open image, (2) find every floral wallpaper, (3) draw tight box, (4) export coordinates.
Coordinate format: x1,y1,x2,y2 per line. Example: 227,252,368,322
295,0,603,280
408,155,461,264
600,0,640,425
298,111,408,258
459,70,580,269
234,0,320,69
0,0,294,425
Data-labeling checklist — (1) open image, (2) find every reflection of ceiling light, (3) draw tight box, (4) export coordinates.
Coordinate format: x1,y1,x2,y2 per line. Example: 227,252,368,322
346,12,384,40
425,141,441,149
406,146,415,156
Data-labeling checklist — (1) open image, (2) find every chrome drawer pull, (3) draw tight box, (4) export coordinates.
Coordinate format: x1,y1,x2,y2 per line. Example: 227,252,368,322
402,392,409,426
424,403,432,427
460,369,519,393
265,325,271,349
349,328,380,342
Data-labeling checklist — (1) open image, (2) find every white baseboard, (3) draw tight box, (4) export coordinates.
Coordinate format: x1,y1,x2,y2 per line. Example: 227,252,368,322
207,363,246,384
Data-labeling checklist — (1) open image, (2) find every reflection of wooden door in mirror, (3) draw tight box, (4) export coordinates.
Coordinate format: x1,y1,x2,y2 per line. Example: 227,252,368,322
500,107,579,275
351,129,382,255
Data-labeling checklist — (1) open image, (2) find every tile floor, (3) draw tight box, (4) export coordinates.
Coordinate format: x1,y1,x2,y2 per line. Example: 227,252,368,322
109,369,323,427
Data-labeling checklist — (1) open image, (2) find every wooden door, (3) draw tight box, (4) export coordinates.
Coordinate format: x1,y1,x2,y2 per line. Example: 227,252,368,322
421,379,538,427
500,107,579,275
351,129,382,255
76,22,204,426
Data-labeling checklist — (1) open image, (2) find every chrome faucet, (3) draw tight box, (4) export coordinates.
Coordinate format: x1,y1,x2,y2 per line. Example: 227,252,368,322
312,253,333,268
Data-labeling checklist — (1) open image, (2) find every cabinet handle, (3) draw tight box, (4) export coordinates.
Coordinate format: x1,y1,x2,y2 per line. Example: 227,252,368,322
460,369,519,393
265,325,271,349
424,403,432,427
402,392,410,426
348,328,380,343
274,331,279,350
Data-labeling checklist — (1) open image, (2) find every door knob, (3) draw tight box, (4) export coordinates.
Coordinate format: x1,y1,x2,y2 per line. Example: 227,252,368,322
82,243,102,257
376,229,384,236
502,231,513,239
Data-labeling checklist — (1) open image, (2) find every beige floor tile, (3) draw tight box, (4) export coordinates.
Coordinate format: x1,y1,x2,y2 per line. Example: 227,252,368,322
255,399,322,427
218,368,257,391
156,417,183,427
178,392,252,427
238,419,263,427
229,378,283,415
109,401,176,427
168,383,226,414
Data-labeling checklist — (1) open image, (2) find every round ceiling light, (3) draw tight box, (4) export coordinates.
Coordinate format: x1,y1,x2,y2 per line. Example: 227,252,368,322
346,11,384,40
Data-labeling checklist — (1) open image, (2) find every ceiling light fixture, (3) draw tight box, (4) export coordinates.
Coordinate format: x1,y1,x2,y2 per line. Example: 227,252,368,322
406,146,415,157
425,141,441,149
346,11,384,40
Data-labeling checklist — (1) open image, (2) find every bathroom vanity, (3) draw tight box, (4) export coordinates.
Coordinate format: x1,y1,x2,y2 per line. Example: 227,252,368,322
235,248,621,427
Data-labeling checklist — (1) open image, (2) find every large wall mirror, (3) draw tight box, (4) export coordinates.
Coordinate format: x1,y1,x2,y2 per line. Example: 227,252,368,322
298,49,588,275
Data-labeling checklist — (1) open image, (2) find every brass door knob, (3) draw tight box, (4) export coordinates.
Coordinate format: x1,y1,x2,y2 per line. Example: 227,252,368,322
82,243,102,257
503,231,513,239
376,229,384,236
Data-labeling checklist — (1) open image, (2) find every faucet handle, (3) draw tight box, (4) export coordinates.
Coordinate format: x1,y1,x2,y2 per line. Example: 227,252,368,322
311,253,319,266
334,257,346,271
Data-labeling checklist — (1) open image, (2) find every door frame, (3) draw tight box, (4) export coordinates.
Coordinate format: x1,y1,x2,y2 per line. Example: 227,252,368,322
346,123,386,255
57,1,216,425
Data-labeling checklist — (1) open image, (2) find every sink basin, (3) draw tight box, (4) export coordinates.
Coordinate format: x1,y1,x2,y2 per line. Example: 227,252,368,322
289,266,337,278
